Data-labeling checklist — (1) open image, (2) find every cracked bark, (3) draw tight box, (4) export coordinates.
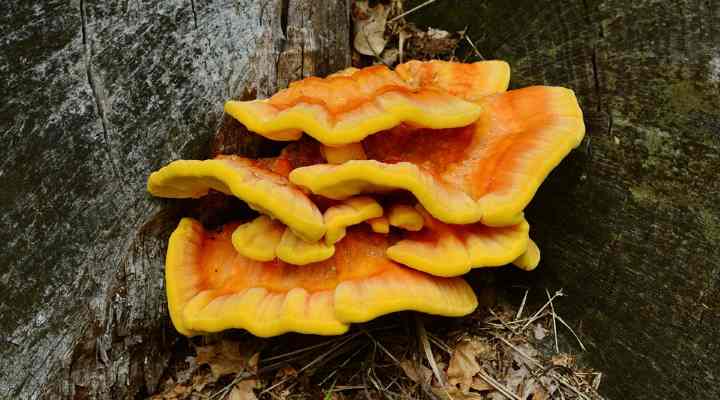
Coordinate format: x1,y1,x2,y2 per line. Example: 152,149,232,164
0,0,349,398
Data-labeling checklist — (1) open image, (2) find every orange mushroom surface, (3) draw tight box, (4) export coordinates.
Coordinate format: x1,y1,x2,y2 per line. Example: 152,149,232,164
386,207,531,277
289,86,585,227
166,218,478,337
395,59,510,102
147,155,325,242
156,60,585,338
223,61,510,146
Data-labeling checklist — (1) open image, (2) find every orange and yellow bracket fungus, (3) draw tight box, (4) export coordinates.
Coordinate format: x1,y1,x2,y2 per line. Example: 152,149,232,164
232,218,335,265
154,60,584,339
224,61,511,146
231,197,383,265
166,218,477,337
367,216,390,234
395,60,510,101
512,239,541,271
324,196,384,245
386,208,531,277
276,228,336,265
387,204,424,231
231,215,284,262
321,143,367,164
289,86,585,227
147,155,325,242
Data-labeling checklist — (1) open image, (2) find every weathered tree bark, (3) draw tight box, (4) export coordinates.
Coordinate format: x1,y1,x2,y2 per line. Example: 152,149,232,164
407,1,720,399
0,1,350,398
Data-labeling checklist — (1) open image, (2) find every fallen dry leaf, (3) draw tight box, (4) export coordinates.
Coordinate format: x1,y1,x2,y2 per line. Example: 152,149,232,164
226,379,259,400
447,338,493,393
195,340,258,380
431,385,484,400
353,0,390,56
551,353,576,368
471,376,492,392
400,359,433,385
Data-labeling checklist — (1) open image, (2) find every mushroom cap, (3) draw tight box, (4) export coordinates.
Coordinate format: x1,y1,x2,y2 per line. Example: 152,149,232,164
321,143,367,164
324,196,384,245
147,155,325,242
231,215,284,262
276,228,336,265
395,59,510,102
386,207,531,277
231,196,384,265
166,218,478,337
289,86,585,227
512,239,541,271
367,216,390,234
224,61,511,146
387,204,425,231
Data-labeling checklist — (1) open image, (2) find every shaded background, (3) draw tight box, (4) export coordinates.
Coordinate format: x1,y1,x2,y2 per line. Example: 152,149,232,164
404,0,720,398
1,0,718,399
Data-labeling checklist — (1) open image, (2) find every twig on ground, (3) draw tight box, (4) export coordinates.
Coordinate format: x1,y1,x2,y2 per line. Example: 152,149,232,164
415,315,445,386
515,289,529,321
520,289,565,331
464,35,485,59
555,314,587,351
389,0,441,22
546,289,560,353
476,369,523,400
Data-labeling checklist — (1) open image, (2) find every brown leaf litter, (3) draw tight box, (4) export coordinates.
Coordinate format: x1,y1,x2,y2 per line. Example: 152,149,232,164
352,0,467,68
152,289,604,400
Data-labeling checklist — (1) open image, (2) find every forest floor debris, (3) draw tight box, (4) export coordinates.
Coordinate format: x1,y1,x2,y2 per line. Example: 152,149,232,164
352,0,471,67
151,290,604,400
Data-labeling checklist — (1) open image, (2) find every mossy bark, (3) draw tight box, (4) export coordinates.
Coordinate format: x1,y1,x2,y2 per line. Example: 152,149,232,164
407,1,720,399
0,1,349,398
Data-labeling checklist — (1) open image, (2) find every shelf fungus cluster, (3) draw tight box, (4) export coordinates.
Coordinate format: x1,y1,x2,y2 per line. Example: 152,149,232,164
148,60,585,337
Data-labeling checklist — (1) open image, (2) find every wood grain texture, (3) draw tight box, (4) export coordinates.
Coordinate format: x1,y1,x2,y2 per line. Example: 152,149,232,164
408,0,720,399
0,0,350,398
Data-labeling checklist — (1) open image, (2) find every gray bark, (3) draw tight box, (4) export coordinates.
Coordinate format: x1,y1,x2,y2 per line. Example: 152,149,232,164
407,0,720,399
0,0,350,398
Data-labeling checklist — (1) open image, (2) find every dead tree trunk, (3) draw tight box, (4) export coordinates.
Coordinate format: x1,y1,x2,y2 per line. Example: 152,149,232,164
0,1,350,398
404,0,720,399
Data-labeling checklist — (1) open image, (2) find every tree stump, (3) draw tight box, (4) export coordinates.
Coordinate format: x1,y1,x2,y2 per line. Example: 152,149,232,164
406,0,720,399
0,1,350,398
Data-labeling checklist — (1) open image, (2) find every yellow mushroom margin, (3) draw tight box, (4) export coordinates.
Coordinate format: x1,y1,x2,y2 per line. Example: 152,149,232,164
387,204,425,231
395,59,510,101
223,65,484,146
324,196,384,245
386,208,531,277
165,219,477,337
231,215,284,262
147,155,326,242
289,86,585,227
512,239,541,271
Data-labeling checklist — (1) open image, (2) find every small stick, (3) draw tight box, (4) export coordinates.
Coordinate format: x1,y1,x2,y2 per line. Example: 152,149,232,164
260,334,357,395
389,0,440,22
493,335,592,400
515,289,529,321
398,29,407,64
546,289,560,353
415,314,444,386
464,35,485,60
555,314,587,351
520,289,564,331
476,370,523,400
